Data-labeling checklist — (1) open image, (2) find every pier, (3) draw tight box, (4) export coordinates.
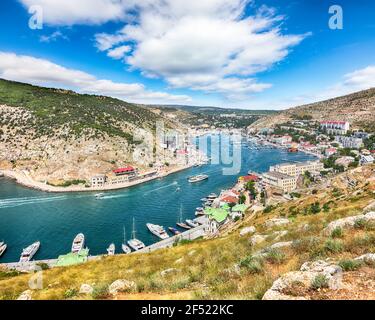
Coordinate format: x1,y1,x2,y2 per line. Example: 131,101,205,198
0,224,208,272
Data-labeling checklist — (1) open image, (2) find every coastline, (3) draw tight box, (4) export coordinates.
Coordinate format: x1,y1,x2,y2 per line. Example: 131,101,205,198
1,164,194,193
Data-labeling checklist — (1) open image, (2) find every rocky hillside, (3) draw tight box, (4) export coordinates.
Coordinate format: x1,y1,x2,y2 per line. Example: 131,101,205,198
0,79,182,183
1,165,374,300
250,88,375,131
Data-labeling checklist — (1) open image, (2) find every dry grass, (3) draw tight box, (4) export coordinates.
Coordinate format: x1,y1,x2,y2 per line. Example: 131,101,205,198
1,167,374,300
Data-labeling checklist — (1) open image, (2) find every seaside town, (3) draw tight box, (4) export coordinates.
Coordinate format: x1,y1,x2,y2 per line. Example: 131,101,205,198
1,116,374,274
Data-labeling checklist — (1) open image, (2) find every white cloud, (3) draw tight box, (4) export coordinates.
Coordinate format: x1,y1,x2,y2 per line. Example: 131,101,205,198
0,52,191,104
19,0,128,26
39,31,68,43
107,45,131,60
92,0,307,99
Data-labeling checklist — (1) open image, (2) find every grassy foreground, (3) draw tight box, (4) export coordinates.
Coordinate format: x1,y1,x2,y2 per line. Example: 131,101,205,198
0,167,374,300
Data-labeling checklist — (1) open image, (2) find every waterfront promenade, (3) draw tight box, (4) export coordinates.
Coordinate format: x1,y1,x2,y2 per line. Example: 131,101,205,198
0,224,208,272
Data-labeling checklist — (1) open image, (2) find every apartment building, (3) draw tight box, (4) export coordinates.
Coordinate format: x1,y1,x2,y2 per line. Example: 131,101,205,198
269,160,324,177
91,174,107,187
335,136,363,149
320,121,350,135
262,172,297,193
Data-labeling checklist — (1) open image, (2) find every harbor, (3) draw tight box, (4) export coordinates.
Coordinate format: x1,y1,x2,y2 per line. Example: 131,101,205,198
0,137,316,264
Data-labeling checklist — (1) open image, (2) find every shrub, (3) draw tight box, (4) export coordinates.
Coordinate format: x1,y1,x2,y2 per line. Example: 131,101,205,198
263,205,275,214
338,259,362,271
265,248,286,264
311,274,329,290
64,288,78,299
324,239,343,254
331,227,343,239
92,284,109,299
354,218,367,230
239,256,264,274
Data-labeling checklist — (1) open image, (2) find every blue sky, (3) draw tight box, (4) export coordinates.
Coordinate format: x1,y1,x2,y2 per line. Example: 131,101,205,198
0,0,375,109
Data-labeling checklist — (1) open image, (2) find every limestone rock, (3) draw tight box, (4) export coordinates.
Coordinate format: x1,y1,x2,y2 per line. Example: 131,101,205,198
240,226,256,237
355,253,375,264
324,211,375,235
265,218,290,228
272,230,288,240
108,279,137,295
249,234,267,246
269,241,293,250
79,284,93,295
17,290,32,300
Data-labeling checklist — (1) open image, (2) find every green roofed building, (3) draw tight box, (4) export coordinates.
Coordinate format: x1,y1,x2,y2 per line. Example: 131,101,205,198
232,204,248,213
56,249,89,267
209,208,229,223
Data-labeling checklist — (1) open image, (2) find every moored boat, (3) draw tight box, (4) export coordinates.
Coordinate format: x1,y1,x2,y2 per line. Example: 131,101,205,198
107,243,115,255
146,223,170,240
127,218,145,251
121,226,131,254
0,243,7,257
19,241,40,263
188,174,209,183
176,222,191,230
168,227,181,235
71,233,85,253
186,219,199,228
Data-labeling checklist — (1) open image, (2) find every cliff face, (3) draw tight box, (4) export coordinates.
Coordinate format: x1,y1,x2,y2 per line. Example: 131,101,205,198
250,88,375,130
0,79,182,183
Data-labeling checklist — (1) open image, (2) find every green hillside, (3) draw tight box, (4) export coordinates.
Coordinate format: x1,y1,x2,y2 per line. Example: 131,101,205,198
0,79,168,142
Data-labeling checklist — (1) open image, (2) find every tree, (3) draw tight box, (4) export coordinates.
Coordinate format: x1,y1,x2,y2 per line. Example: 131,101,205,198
245,181,258,199
238,194,246,204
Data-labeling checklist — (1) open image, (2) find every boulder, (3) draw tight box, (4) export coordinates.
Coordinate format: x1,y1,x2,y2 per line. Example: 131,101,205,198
79,284,94,295
108,279,137,295
355,253,375,264
17,290,32,300
249,234,267,246
240,226,256,237
265,218,290,228
324,211,375,235
269,241,293,250
272,230,288,240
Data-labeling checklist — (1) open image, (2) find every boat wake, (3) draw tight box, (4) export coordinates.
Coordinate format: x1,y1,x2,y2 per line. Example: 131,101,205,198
0,195,68,209
143,181,179,195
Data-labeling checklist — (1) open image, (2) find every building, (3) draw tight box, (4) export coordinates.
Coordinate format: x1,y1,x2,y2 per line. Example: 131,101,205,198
238,174,259,183
360,154,374,165
335,136,363,149
272,135,293,145
113,166,138,176
91,174,107,187
270,160,324,177
320,121,350,135
335,156,355,168
325,148,338,157
262,172,297,193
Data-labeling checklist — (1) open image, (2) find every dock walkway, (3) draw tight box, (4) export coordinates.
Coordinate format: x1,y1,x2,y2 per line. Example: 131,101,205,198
0,224,208,272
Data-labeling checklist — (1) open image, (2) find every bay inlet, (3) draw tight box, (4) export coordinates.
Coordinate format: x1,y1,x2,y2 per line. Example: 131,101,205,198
0,140,316,263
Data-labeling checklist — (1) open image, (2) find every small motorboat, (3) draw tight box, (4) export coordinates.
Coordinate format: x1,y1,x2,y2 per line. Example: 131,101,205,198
176,222,191,230
168,227,181,235
186,219,199,228
95,193,104,199
71,233,85,254
107,243,115,255
188,174,209,183
121,226,131,254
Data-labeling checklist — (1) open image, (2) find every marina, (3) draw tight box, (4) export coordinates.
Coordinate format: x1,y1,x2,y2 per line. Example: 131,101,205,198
0,137,316,264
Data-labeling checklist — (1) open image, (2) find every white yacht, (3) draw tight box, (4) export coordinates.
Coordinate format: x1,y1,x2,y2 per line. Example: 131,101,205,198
0,242,7,257
146,223,170,240
127,218,145,251
195,207,205,216
107,243,115,255
19,241,40,263
188,174,209,183
71,233,85,253
121,226,131,254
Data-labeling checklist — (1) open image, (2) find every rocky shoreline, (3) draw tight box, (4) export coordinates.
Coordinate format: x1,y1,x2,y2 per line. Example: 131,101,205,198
1,164,194,193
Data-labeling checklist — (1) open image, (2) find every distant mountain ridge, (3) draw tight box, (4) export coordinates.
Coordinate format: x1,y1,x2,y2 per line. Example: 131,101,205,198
250,88,375,131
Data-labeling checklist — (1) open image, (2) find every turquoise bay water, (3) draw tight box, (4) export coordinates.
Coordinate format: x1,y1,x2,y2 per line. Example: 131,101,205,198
0,139,316,263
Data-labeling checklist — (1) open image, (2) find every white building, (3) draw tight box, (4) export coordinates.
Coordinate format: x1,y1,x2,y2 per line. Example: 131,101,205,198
335,136,363,149
320,121,350,135
91,174,107,187
270,160,324,177
360,154,374,165
262,172,297,193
